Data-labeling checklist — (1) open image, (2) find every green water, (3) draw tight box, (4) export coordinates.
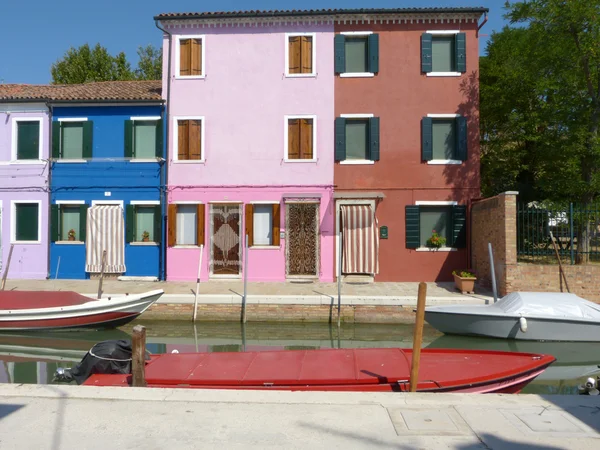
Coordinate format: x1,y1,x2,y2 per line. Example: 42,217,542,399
1,321,597,395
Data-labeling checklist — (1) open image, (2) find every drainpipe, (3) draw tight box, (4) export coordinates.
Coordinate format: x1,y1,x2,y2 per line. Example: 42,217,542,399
155,19,172,281
46,101,53,279
477,14,488,37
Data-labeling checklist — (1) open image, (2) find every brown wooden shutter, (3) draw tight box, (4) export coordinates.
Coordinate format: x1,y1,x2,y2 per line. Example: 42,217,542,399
191,38,202,76
179,39,191,76
272,203,281,246
289,36,301,74
300,119,313,159
287,119,300,159
245,204,254,247
196,204,205,246
167,204,177,247
189,120,202,160
301,36,313,73
178,120,189,160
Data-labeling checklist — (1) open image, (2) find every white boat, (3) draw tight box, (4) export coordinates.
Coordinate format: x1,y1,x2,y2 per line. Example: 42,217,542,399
425,292,600,341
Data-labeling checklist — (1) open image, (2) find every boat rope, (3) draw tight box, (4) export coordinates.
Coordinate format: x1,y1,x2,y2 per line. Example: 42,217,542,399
87,347,151,362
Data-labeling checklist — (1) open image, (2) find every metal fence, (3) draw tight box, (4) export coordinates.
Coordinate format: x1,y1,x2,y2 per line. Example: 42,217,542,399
517,203,600,264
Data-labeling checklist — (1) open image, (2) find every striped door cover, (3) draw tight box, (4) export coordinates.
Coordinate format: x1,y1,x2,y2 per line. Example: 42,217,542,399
340,205,379,274
85,205,126,273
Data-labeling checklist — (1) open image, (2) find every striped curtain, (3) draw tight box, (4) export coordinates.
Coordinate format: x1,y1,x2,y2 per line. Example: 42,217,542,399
85,205,126,273
341,205,379,274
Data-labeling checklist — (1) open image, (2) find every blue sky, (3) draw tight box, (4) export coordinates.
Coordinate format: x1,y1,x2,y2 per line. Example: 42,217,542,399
0,1,508,84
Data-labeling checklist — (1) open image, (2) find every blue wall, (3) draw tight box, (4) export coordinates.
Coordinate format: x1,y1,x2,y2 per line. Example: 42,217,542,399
50,105,165,280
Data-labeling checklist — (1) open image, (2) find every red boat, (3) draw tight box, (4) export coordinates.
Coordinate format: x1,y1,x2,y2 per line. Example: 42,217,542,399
84,347,556,393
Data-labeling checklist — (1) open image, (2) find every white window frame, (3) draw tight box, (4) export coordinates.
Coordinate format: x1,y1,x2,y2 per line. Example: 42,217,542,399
91,200,124,207
130,200,160,206
283,115,317,163
426,113,462,165
414,200,458,252
55,201,85,244
11,200,42,244
172,116,205,164
249,201,280,249
11,117,44,163
129,116,162,162
175,35,206,79
340,31,375,78
426,30,462,77
172,202,202,249
55,118,88,163
339,113,375,165
284,33,317,78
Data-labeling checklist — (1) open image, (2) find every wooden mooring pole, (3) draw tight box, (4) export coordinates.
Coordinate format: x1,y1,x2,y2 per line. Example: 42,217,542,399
131,325,147,387
410,282,427,392
97,250,106,299
192,244,204,322
550,232,571,293
1,244,15,291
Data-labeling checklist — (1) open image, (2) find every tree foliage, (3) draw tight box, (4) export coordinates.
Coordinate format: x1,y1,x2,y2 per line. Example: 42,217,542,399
51,43,162,84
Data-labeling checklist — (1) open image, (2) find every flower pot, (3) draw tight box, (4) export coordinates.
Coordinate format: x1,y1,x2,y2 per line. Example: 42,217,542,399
68,236,75,241
453,273,476,294
142,237,149,242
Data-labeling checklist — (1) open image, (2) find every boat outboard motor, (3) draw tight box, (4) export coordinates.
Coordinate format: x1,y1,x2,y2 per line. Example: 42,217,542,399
578,375,600,396
53,339,139,385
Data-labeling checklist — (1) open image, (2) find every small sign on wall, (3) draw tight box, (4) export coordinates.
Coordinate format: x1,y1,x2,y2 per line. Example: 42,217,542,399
380,226,388,239
104,191,112,197
280,231,285,239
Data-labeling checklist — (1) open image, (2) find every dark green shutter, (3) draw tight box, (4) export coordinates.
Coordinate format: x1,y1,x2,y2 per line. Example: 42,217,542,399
80,205,89,242
421,33,433,73
451,205,467,248
368,34,379,74
153,205,162,243
17,121,39,160
126,204,135,243
51,204,60,242
421,117,433,161
369,117,380,161
455,33,466,73
16,203,39,241
334,117,346,161
405,205,420,249
155,119,164,158
455,116,467,161
52,122,61,159
124,120,134,158
334,34,346,73
82,121,93,159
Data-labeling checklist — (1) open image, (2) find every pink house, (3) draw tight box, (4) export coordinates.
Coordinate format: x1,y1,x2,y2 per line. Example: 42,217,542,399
156,14,335,281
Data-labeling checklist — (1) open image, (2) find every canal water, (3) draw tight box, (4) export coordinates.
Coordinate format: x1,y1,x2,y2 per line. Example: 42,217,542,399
1,320,598,395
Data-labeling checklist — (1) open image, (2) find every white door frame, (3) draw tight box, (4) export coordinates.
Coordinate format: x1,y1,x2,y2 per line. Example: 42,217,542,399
335,199,376,276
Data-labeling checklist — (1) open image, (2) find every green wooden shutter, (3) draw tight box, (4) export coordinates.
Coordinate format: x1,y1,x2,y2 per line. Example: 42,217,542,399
52,122,61,159
368,34,379,74
82,121,93,159
153,205,162,243
126,204,135,243
455,116,468,161
452,205,467,248
405,205,420,249
155,119,164,158
421,117,433,161
455,33,466,73
334,117,346,161
421,33,433,73
17,121,39,160
51,204,60,242
124,120,134,158
334,35,346,73
79,204,89,242
16,203,38,241
369,117,380,161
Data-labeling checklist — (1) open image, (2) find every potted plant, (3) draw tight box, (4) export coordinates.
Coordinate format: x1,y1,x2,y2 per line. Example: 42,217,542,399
141,230,150,242
67,229,76,241
426,229,446,249
452,269,477,294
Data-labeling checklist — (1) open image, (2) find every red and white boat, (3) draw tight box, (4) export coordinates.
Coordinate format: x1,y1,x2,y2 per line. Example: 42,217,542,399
84,347,556,393
0,290,163,331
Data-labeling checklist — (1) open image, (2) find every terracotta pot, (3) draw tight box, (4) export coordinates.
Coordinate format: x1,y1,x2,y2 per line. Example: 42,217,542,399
142,237,149,242
68,236,75,241
453,274,476,294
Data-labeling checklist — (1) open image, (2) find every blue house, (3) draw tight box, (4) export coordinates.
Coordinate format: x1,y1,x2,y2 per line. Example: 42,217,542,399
48,81,166,280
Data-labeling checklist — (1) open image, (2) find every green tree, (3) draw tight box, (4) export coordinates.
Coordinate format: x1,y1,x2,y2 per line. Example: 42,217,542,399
135,45,163,81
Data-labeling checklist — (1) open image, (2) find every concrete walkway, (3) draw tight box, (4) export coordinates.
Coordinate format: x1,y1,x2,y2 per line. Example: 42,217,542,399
0,384,598,449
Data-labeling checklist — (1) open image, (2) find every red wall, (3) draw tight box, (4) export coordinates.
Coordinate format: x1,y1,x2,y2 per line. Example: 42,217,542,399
334,22,481,282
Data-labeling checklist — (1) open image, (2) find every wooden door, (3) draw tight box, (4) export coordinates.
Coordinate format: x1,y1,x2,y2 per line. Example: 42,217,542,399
210,204,241,276
286,203,319,276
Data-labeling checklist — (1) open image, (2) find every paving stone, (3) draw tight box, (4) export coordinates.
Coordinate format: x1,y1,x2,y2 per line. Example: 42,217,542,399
387,407,473,436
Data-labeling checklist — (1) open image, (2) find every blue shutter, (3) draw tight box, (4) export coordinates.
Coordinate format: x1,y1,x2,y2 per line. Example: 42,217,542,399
455,116,467,161
455,33,466,73
368,34,379,74
335,117,346,162
421,117,433,161
369,117,380,161
334,35,346,74
452,205,467,248
421,33,433,73
405,206,420,249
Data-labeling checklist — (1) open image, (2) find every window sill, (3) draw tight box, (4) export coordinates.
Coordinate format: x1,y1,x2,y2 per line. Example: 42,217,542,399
427,160,462,165
415,247,457,252
250,246,281,250
8,160,45,165
426,72,462,77
130,242,159,246
175,75,206,80
283,159,317,163
339,72,375,78
173,160,205,164
56,240,84,245
10,240,41,245
285,73,316,78
55,159,86,163
339,160,375,165
130,159,159,163
172,245,202,249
